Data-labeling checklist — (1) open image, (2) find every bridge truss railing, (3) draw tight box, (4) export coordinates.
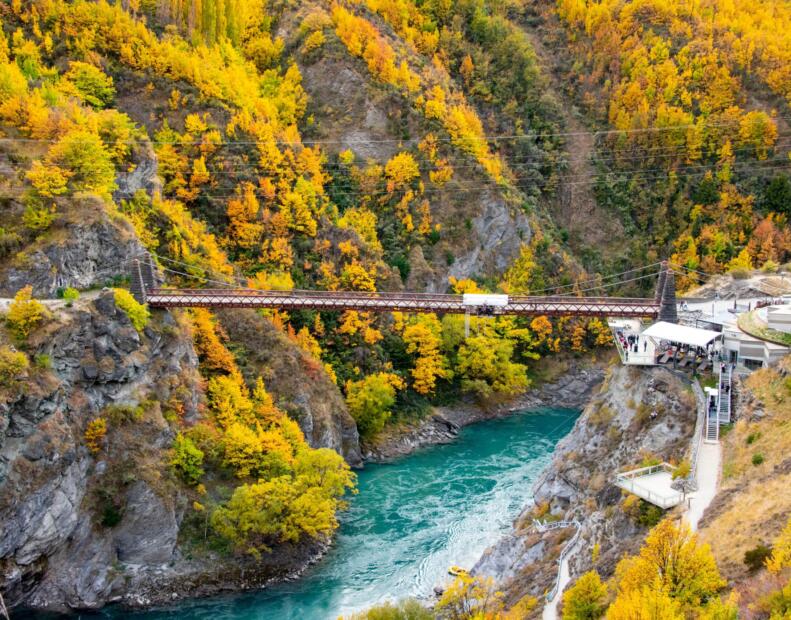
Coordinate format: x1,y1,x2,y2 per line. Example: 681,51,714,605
145,288,662,317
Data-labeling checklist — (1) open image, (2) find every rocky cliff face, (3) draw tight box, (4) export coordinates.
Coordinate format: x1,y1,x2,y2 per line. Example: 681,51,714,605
0,197,146,299
0,201,361,612
473,364,698,607
0,293,343,612
0,291,200,609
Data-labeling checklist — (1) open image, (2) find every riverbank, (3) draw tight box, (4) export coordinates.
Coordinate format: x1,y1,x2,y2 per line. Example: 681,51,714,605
362,355,610,462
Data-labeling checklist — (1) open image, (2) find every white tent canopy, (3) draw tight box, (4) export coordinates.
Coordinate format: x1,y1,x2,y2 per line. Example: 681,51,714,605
642,321,722,348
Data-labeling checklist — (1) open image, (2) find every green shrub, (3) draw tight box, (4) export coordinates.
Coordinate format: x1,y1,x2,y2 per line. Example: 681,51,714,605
345,599,434,620
62,287,79,306
752,453,765,466
64,61,115,108
762,581,791,617
561,570,608,619
113,288,150,332
171,433,205,486
672,460,691,480
33,353,51,369
638,502,664,527
746,432,761,445
0,226,22,258
103,403,145,425
744,544,772,572
101,503,123,527
589,403,616,426
638,455,662,468
22,199,56,231
635,402,652,425
0,346,29,387
761,259,779,273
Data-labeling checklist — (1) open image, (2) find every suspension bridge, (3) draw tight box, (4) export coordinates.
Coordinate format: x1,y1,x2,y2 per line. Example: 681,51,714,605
130,257,679,321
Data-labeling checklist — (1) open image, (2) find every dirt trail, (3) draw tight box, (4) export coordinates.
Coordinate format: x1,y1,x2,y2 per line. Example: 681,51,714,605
518,17,624,257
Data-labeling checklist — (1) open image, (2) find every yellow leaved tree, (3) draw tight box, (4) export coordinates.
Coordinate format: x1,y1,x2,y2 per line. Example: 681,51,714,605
609,519,730,616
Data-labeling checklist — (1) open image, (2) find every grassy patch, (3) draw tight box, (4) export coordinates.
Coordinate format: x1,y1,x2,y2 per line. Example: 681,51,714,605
699,358,791,580
738,311,791,346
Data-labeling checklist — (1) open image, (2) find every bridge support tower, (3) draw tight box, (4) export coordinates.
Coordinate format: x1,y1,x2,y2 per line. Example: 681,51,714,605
130,255,156,305
656,261,678,323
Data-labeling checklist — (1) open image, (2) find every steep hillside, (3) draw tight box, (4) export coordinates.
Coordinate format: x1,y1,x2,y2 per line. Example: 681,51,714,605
3,0,790,615
518,0,791,281
699,356,791,613
0,0,619,612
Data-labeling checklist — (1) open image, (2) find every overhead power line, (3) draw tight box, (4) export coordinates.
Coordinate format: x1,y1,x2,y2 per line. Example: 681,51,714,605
4,115,791,145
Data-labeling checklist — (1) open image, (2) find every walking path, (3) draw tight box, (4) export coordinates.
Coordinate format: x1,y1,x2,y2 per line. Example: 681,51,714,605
542,541,578,620
684,441,721,531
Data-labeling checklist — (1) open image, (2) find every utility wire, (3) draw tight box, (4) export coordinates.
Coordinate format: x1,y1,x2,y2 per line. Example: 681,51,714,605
520,262,665,295
5,116,791,144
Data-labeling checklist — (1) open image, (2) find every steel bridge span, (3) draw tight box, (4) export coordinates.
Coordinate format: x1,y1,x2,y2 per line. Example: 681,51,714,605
131,259,679,321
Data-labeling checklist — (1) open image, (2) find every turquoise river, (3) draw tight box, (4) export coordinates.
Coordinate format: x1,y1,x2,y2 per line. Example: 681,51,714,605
96,407,578,619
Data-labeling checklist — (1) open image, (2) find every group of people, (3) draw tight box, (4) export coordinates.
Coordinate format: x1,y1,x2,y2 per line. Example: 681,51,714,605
615,330,648,360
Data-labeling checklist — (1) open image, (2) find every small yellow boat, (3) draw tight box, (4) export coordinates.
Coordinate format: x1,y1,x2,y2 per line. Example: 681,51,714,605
448,565,468,577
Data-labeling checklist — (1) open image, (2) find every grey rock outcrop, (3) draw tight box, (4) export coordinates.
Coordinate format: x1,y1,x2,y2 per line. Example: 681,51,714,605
446,191,532,288
113,481,179,564
114,142,163,202
0,292,200,610
0,197,145,298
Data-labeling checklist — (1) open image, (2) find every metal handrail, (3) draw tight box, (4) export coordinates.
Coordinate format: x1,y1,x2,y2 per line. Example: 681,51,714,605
533,519,577,532
541,519,582,602
615,462,674,480
149,287,462,302
690,381,706,478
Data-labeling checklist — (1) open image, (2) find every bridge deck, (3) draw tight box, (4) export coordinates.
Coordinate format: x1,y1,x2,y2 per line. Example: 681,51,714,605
145,288,661,318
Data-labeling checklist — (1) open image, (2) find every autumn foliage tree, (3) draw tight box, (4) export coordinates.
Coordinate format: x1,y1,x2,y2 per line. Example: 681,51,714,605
345,372,405,439
562,570,608,619
6,285,48,341
608,519,730,616
398,313,451,395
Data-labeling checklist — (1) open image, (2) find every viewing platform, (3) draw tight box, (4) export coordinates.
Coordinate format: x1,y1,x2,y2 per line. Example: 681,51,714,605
609,318,657,365
614,463,687,509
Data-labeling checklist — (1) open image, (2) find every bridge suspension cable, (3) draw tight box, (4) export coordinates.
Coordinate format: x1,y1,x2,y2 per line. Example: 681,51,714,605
129,255,678,320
